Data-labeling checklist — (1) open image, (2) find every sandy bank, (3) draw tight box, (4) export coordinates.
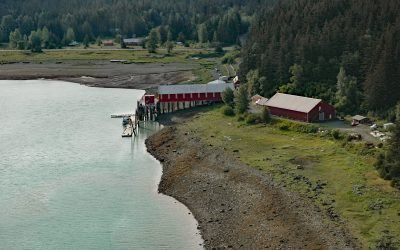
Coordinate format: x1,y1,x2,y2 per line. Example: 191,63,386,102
146,123,359,249
0,61,197,89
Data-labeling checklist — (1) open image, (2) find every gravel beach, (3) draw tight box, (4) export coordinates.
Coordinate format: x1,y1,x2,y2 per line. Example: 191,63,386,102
146,123,360,249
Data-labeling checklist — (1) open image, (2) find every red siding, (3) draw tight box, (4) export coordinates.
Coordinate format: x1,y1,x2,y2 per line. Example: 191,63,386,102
143,95,155,105
159,92,223,103
267,101,336,122
268,106,308,122
308,101,336,122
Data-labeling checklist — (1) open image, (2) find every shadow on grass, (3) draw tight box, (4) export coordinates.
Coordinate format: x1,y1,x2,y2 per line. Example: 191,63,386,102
156,103,222,126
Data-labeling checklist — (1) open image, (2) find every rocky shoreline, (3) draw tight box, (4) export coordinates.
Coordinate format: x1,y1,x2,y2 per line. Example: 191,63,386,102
146,124,360,249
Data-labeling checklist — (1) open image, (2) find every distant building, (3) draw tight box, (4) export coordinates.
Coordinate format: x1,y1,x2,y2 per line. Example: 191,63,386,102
266,93,336,122
352,115,370,125
103,40,114,46
251,95,263,103
123,38,145,46
68,40,79,46
256,97,269,106
384,123,395,130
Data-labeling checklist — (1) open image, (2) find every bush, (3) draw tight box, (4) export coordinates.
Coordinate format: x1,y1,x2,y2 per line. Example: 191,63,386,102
237,114,246,121
221,54,235,64
221,105,235,116
261,107,271,124
278,124,289,130
331,129,342,140
245,113,261,124
215,46,223,53
222,87,234,107
273,119,319,133
391,178,400,189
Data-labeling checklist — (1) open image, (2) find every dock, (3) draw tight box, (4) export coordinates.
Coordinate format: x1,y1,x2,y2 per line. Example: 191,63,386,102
111,113,136,118
121,116,139,137
112,94,158,138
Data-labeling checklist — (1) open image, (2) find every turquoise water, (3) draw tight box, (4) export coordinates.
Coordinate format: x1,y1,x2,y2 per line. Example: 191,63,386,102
0,80,202,249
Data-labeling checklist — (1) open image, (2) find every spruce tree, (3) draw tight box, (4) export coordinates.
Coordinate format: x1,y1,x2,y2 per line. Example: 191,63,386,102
222,87,234,107
235,85,249,114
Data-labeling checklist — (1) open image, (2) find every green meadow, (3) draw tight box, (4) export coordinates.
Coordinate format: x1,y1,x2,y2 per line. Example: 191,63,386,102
182,105,400,248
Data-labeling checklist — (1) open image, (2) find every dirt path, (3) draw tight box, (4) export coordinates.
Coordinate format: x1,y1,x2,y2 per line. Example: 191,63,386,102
0,61,198,89
146,123,359,249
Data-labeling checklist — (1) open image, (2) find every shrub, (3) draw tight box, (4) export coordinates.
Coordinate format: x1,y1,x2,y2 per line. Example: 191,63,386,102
221,105,235,116
237,114,246,121
391,178,400,189
222,87,234,107
331,129,342,139
245,113,261,124
278,124,289,130
235,85,249,114
260,106,271,124
273,119,319,133
221,54,235,64
215,45,223,53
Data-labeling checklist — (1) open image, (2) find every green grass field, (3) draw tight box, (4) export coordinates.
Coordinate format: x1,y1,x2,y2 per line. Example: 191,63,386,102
0,48,212,63
182,105,400,248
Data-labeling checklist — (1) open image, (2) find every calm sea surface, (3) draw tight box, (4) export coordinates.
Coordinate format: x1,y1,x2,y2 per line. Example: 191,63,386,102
0,80,202,249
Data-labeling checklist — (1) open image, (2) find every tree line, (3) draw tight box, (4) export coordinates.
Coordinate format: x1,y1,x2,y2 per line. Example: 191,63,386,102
0,0,275,50
240,0,400,188
240,0,400,120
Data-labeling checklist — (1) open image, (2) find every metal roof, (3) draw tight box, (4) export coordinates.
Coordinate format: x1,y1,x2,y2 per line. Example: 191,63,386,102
352,115,368,121
208,79,226,85
158,83,234,95
256,97,269,106
266,93,321,113
123,38,144,43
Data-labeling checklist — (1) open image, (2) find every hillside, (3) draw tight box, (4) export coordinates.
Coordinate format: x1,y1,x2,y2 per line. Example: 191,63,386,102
0,0,275,48
240,0,400,118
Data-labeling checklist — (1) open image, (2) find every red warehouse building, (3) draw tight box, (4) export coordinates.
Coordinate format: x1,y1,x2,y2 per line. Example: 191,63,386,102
266,93,336,122
158,82,234,112
158,83,234,103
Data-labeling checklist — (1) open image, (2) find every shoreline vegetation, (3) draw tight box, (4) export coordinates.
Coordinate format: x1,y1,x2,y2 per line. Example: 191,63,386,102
146,106,400,249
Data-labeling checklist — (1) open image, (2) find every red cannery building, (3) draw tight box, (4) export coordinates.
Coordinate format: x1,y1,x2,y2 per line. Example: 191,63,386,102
266,93,336,122
158,82,234,103
158,82,234,112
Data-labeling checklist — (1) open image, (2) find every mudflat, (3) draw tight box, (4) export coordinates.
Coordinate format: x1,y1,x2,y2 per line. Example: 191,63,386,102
0,60,198,89
146,123,359,249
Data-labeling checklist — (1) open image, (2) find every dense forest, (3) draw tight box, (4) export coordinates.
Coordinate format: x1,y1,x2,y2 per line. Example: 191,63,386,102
0,0,274,49
240,0,400,120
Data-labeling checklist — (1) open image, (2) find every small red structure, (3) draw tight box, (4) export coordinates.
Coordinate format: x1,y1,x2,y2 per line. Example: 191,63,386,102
143,95,155,105
266,93,335,122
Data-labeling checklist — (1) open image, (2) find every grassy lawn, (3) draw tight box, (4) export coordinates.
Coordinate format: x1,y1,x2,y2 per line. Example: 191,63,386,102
182,105,400,248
